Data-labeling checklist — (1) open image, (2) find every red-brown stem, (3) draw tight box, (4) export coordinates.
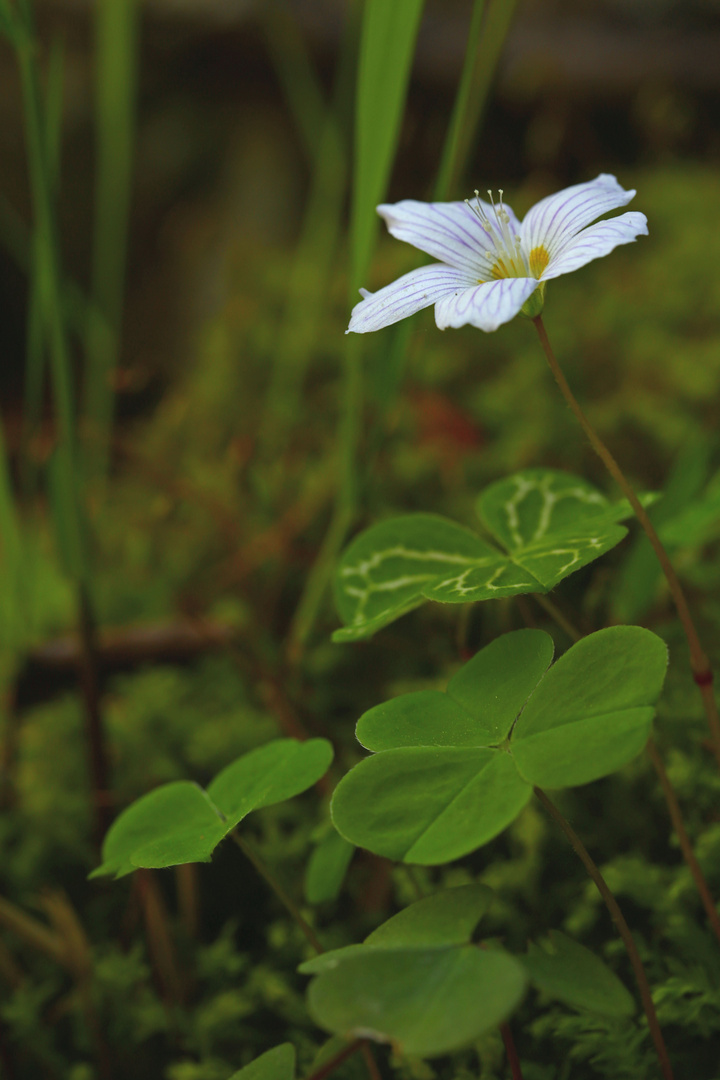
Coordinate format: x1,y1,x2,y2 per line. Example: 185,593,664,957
360,1042,381,1080
500,1021,524,1080
533,786,674,1080
303,1040,363,1080
646,737,720,945
532,315,720,769
231,831,325,954
231,833,381,1080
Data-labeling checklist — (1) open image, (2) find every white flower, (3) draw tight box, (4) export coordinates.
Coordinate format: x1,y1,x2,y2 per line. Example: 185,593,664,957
347,174,647,334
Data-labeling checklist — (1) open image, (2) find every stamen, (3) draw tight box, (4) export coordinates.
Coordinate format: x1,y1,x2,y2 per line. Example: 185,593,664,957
465,187,530,279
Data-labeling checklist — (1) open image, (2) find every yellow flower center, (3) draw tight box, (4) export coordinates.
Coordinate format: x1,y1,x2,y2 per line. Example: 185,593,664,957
465,191,550,282
528,245,550,277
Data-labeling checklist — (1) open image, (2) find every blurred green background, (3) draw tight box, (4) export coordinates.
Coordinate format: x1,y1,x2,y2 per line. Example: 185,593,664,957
2,1,720,1078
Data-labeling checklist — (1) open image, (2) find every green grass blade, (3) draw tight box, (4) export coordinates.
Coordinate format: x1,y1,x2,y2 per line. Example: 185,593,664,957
0,416,25,644
289,0,426,658
15,14,87,584
433,0,486,200
83,0,139,488
368,0,519,409
440,0,519,197
21,37,64,501
350,0,425,292
259,4,356,458
44,38,64,193
262,3,328,165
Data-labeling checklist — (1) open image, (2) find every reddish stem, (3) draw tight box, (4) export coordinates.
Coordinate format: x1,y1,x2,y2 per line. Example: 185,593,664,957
500,1021,524,1080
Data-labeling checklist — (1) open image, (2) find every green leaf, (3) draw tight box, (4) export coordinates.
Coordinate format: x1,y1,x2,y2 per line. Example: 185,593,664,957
478,469,631,590
307,945,526,1057
509,626,668,788
207,739,333,822
479,469,633,547
446,629,554,742
91,782,225,878
332,627,668,864
351,0,425,291
331,747,531,864
334,471,635,641
227,1044,296,1080
333,513,515,643
305,826,355,905
364,884,493,949
513,626,668,736
511,708,655,790
357,690,479,750
92,739,333,878
356,629,553,749
300,884,494,976
523,931,635,1017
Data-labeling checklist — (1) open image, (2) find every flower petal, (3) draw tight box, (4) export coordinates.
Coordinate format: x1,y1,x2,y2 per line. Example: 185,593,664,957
434,277,538,332
377,200,508,277
347,264,473,334
521,174,637,259
541,212,648,280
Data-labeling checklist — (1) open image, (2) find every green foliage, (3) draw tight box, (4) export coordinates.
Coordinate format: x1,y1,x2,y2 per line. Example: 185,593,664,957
92,738,333,877
331,627,667,863
302,887,526,1057
308,945,525,1058
227,1044,295,1080
334,470,639,641
523,931,635,1017
351,0,425,290
304,825,355,905
3,0,720,1072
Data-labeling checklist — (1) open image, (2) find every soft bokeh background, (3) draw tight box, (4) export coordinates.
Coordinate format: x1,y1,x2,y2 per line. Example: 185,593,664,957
2,2,720,1078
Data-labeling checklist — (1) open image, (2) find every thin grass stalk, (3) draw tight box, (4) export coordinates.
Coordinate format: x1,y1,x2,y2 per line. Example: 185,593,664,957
21,41,63,505
288,2,423,659
440,0,519,195
433,0,487,200
259,5,354,459
262,3,328,165
0,416,24,645
83,0,139,489
367,0,518,412
13,6,112,839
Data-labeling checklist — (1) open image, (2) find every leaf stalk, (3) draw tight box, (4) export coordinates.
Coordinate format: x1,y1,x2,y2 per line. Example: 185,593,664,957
534,786,674,1080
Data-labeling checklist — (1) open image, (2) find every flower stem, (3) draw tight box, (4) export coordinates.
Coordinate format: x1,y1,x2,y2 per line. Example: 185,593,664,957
645,737,720,945
533,786,674,1080
230,831,324,954
532,314,720,769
